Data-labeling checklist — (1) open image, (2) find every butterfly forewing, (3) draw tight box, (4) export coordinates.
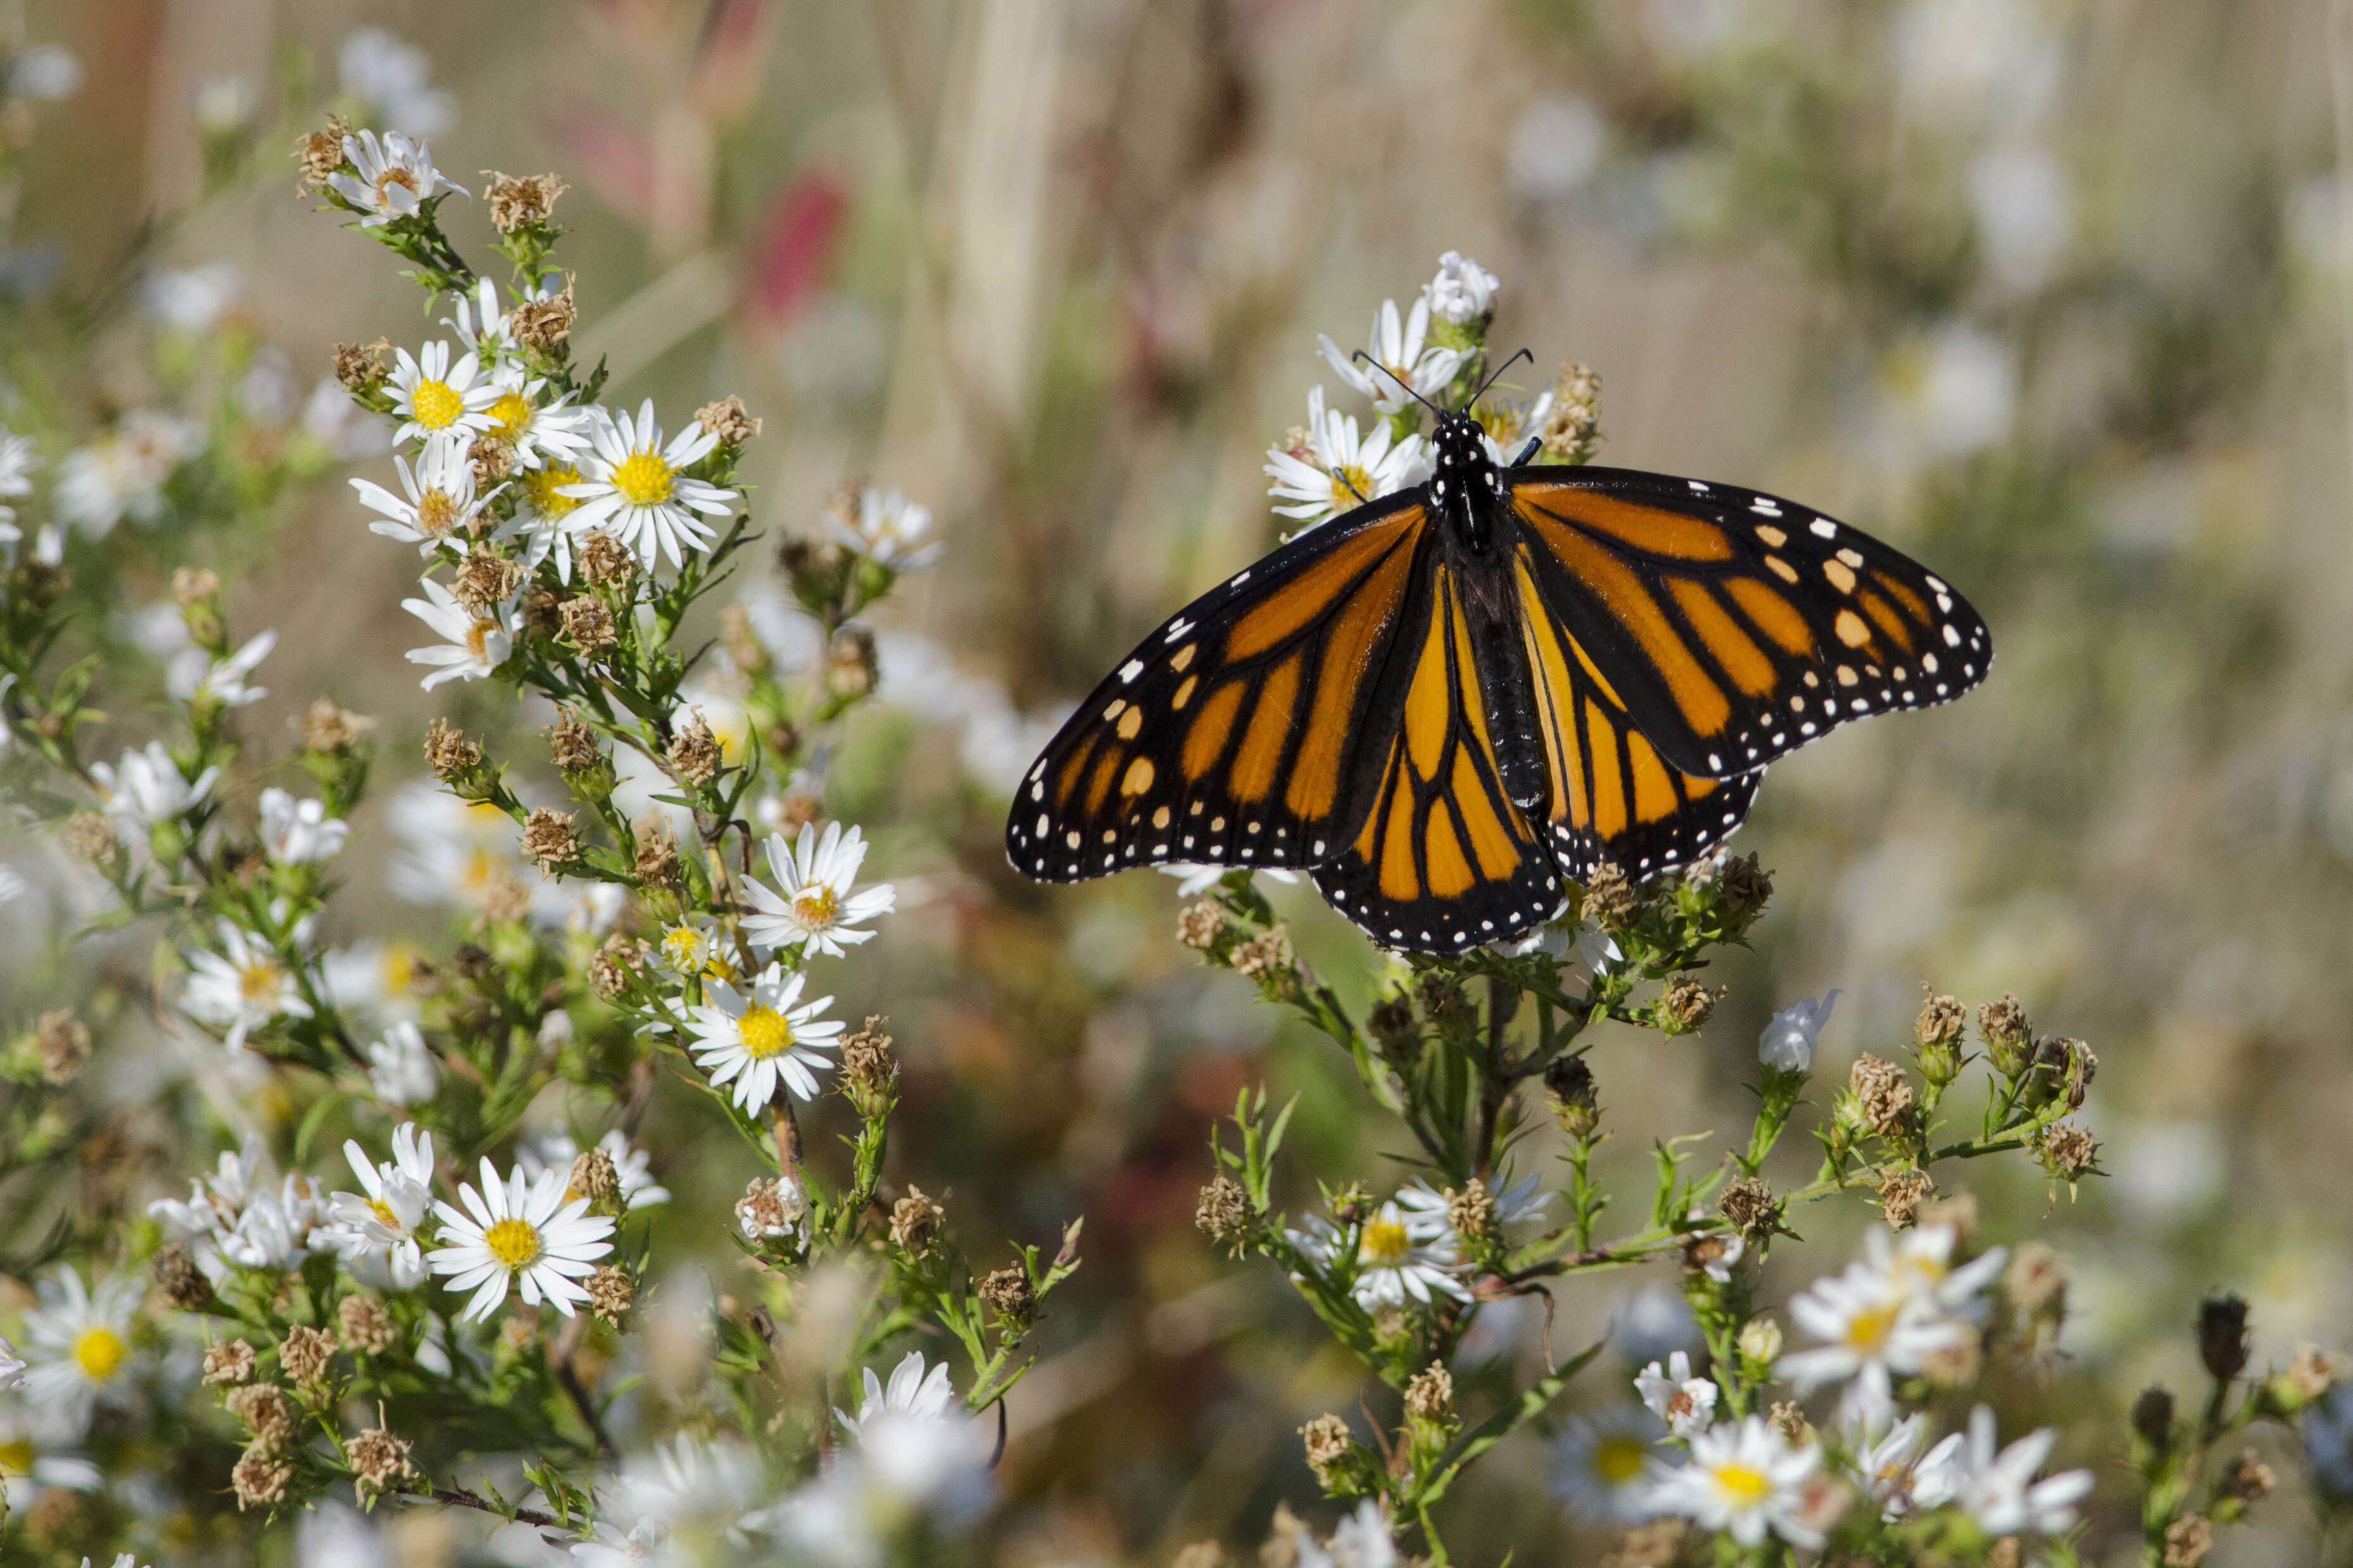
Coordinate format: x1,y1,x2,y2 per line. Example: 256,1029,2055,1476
1006,496,1430,883
1508,468,1991,779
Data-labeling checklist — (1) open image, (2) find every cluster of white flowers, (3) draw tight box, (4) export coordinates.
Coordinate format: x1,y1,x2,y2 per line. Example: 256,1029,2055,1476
1287,1171,1551,1311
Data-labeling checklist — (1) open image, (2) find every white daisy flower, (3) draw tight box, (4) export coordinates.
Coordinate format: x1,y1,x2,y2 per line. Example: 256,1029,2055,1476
180,920,313,1050
352,434,496,553
479,361,594,470
1551,1407,1664,1523
53,410,198,537
560,399,737,569
1396,1171,1553,1243
1879,1222,2009,1315
1850,1412,1945,1519
148,1136,262,1276
365,1019,439,1104
602,1433,771,1560
401,575,514,689
1914,1407,2093,1537
683,963,844,1113
657,917,736,982
327,127,467,228
493,458,590,580
90,739,218,830
1759,989,1840,1074
443,277,512,360
327,1124,436,1290
837,1350,957,1439
426,1157,615,1321
1318,296,1467,415
386,340,498,448
740,822,896,958
215,1174,332,1273
1635,1350,1720,1438
1422,251,1500,324
1157,863,1301,897
1289,1199,1470,1309
1644,1415,1823,1550
824,486,941,571
0,1336,20,1393
258,786,348,864
0,426,41,526
18,1267,143,1431
1779,1226,2003,1426
1264,385,1429,529
166,627,277,710
325,941,428,1024
0,1402,102,1509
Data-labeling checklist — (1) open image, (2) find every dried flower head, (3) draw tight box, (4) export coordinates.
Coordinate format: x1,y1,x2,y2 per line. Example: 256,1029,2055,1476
669,710,721,785
1540,360,1603,463
299,698,375,753
978,1265,1037,1330
1580,860,1635,926
484,170,567,232
1600,1521,1693,1568
1195,1176,1254,1254
337,1295,396,1356
294,114,355,192
1446,1178,1496,1247
839,1016,898,1111
1768,1400,1814,1448
2198,1294,2251,1382
1660,979,1717,1033
1299,1414,1354,1490
155,1241,213,1311
890,1186,945,1253
1406,1362,1455,1427
467,436,516,489
578,528,636,590
1716,1174,1780,1241
2006,1241,2067,1319
590,934,647,1000
2219,1448,2274,1504
172,566,220,608
1920,1331,1982,1388
1545,1052,1599,1138
1978,992,2032,1073
232,1443,292,1509
2162,1516,2212,1568
2282,1344,2345,1403
1176,900,1226,950
1876,1166,1934,1229
568,1146,620,1205
520,808,580,870
633,820,681,887
483,871,534,925
1850,1054,1915,1138
587,1265,634,1324
65,810,119,873
1716,851,1773,924
1367,996,1420,1065
559,595,617,653
279,1324,335,1388
424,717,481,781
508,277,576,351
1230,925,1301,994
35,1008,89,1085
1916,989,1965,1049
348,1423,415,1497
332,336,389,392
736,1177,804,1243
227,1382,294,1449
2038,1121,2099,1181
203,1338,256,1387
828,626,877,698
454,549,524,612
695,395,762,446
548,708,602,772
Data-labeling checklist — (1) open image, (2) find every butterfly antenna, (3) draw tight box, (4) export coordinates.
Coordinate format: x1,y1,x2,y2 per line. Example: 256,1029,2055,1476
1351,350,1444,418
1468,347,1534,408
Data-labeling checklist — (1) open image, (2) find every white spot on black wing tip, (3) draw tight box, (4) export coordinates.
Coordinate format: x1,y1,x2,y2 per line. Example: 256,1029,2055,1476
1810,519,1836,538
1119,659,1144,683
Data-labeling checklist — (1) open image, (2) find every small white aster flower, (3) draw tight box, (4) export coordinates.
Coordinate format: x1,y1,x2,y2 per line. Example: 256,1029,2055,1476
479,361,594,470
838,1350,957,1439
352,434,497,553
1325,1498,1401,1568
365,1019,439,1105
327,1124,436,1290
1475,386,1556,465
1290,1199,1469,1310
215,1174,333,1274
517,1129,670,1211
401,575,514,689
602,1433,771,1559
1850,1412,1943,1519
0,426,41,523
735,1174,805,1240
1645,1415,1823,1549
494,458,591,580
657,918,735,981
258,786,349,864
1264,384,1429,529
327,127,467,228
1917,1407,2093,1537
683,963,844,1113
181,920,313,1050
1318,296,1467,415
1636,1350,1720,1437
0,1401,103,1510
386,340,498,448
90,739,218,831
1157,863,1301,897
561,399,737,569
0,1335,22,1393
1758,989,1840,1074
1552,1407,1665,1523
426,1157,614,1321
18,1267,144,1431
824,486,942,571
339,27,455,137
1395,1172,1553,1248
144,261,242,334
1779,1229,1998,1426
443,276,512,360
54,411,199,537
166,627,277,710
1422,251,1500,324
740,822,895,958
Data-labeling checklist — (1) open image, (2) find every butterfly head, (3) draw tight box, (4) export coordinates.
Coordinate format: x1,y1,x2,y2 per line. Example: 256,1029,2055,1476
1429,410,1503,553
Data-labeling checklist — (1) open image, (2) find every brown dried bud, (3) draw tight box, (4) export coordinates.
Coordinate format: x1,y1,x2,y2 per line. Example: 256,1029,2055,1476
331,336,389,394
2219,1448,2274,1505
2006,1241,2067,1319
1540,360,1603,463
299,698,374,754
337,1295,396,1356
1876,1167,1933,1230
1716,851,1773,924
521,588,563,639
1919,1191,1979,1245
454,549,524,612
1367,996,1420,1065
1850,1054,1915,1138
548,709,602,773
154,1242,213,1312
1177,900,1226,950
2162,1516,2212,1568
839,1017,897,1108
348,1424,415,1497
424,717,481,781
1769,1400,1814,1448
559,595,617,653
295,115,354,194
1545,1053,1600,1138
203,1338,256,1386
695,396,762,446
1978,992,2032,1074
1660,979,1717,1033
2132,1386,2177,1447
35,1008,89,1085
587,1264,634,1325
482,870,535,926
1299,1414,1354,1490
520,807,580,870
668,710,722,785
1915,989,1965,1049
1195,1176,1255,1253
828,626,877,698
484,170,567,232
1920,1331,1981,1388
568,1146,619,1206
279,1324,335,1388
978,1265,1036,1330
735,1176,804,1241
578,529,635,590
450,943,496,984
1230,925,1300,993
467,437,516,489
2198,1294,2251,1382
2282,1344,2345,1403
1446,1178,1496,1247
633,820,681,887
227,1382,294,1449
231,1443,292,1508
2038,1121,2098,1181
1716,1175,1780,1242
508,277,576,352
1405,1363,1455,1427
590,934,646,1000
1580,861,1635,926
171,566,219,607
65,811,120,873
890,1186,945,1253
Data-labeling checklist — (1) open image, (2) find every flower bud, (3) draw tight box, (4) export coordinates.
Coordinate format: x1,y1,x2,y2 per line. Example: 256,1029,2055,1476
2198,1295,2251,1382
2131,1386,2176,1449
1738,1315,1783,1369
1544,1053,1599,1138
1758,990,1838,1076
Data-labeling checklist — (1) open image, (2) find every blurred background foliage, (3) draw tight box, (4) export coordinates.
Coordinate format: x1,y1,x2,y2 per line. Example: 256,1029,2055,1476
14,0,2353,1561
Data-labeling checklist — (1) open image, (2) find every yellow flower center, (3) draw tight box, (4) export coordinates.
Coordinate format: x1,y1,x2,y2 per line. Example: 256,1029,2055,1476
738,1003,792,1059
1844,1302,1898,1354
375,167,420,204
481,1217,541,1270
411,379,464,431
1359,1216,1411,1267
464,617,497,662
1328,463,1372,510
488,391,532,441
662,928,707,969
237,959,283,1005
0,1437,31,1474
73,1325,126,1382
611,450,675,506
1594,1436,1647,1485
381,943,420,993
367,1197,400,1230
1712,1462,1772,1504
526,464,581,520
793,885,840,929
416,486,460,537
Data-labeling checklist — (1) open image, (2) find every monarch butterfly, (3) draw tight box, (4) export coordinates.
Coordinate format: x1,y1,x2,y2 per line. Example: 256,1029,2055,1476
1004,395,1990,955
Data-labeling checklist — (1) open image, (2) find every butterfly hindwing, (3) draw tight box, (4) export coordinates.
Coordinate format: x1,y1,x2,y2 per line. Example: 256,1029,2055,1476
1006,495,1431,883
1307,551,1567,955
1508,468,1991,779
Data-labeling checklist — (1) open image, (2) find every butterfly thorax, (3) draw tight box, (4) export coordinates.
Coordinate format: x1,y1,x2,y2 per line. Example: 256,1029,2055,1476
1429,413,1507,556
